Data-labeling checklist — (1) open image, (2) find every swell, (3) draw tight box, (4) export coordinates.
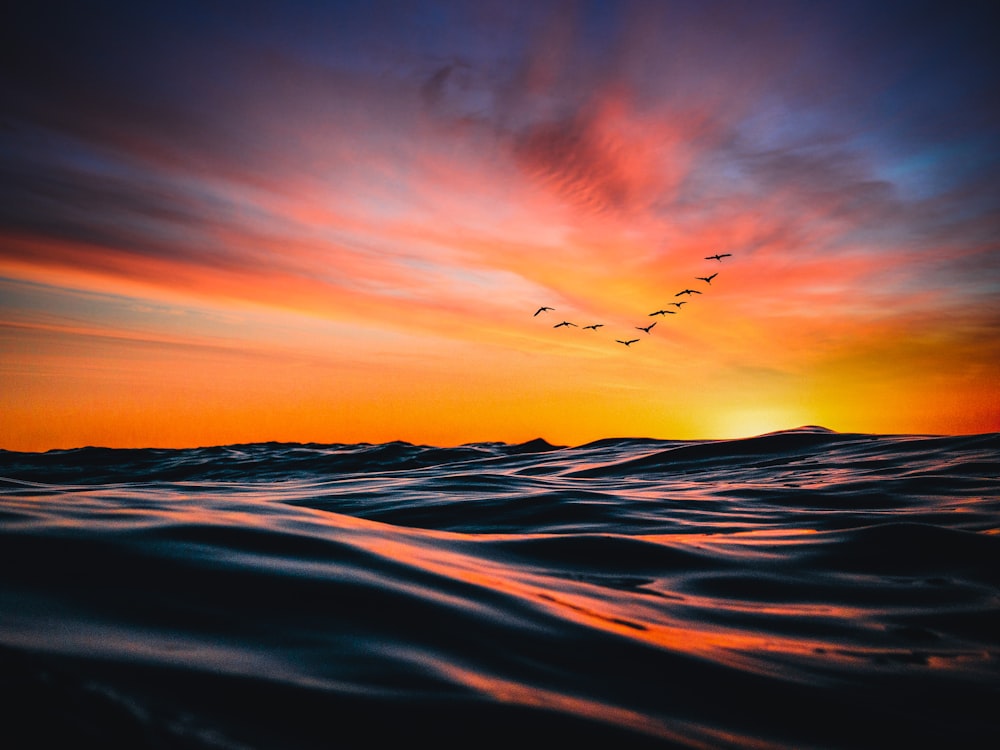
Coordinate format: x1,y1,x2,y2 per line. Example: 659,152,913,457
3,429,996,485
805,521,1000,583
2,515,996,749
0,438,571,485
566,429,876,477
1,429,998,749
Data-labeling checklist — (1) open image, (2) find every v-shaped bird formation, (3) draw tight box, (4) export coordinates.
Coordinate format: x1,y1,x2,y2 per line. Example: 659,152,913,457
533,252,733,349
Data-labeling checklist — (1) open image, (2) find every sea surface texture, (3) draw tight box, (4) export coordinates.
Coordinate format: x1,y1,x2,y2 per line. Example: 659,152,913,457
1,427,998,749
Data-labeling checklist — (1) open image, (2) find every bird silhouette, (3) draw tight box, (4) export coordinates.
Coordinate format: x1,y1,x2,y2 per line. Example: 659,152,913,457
531,246,739,343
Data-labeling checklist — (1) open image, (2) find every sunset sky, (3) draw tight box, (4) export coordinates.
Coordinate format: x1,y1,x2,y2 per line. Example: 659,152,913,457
2,0,998,450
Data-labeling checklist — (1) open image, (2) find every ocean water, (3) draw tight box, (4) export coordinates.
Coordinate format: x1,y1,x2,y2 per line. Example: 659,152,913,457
1,426,998,749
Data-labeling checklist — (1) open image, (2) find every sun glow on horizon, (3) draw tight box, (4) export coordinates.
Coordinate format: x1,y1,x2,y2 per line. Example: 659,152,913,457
710,408,814,441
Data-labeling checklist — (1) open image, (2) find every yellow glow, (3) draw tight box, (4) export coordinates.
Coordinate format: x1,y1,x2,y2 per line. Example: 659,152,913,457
712,408,813,440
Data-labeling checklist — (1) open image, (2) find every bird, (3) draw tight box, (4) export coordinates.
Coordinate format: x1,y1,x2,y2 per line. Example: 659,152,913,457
696,273,718,284
616,339,639,346
582,324,604,330
649,309,676,316
636,322,656,333
553,321,577,328
705,253,731,261
533,306,554,316
669,301,687,308
675,289,702,296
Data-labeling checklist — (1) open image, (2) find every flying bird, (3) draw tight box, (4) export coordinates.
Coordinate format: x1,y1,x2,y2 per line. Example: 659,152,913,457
533,306,554,316
675,289,702,296
636,322,657,333
553,321,577,328
669,302,687,308
705,253,732,261
649,309,676,316
697,273,718,284
582,324,604,330
616,339,639,347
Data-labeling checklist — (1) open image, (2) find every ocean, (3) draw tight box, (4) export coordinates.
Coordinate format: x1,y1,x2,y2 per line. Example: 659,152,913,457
1,426,997,748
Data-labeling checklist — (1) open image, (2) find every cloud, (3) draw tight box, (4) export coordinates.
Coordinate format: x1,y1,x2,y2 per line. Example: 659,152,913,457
512,105,643,214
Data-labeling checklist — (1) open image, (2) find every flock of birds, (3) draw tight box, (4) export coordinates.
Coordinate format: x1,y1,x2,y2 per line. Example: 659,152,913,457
533,252,732,348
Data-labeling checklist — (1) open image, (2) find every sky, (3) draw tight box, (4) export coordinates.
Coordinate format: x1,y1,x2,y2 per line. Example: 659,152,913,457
2,0,999,450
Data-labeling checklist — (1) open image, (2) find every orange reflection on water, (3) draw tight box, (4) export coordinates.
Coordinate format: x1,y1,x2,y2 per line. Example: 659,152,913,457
330,522,885,745
650,528,822,546
523,584,845,677
432,662,703,747
344,525,843,677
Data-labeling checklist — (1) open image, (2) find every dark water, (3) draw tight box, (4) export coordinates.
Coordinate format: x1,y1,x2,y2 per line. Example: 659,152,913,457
1,426,998,748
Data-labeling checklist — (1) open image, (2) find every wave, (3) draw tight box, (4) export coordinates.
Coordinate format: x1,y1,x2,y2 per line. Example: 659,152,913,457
1,429,998,748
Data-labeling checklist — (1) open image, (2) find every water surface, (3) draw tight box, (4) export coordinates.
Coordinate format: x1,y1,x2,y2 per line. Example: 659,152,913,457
1,427,998,748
